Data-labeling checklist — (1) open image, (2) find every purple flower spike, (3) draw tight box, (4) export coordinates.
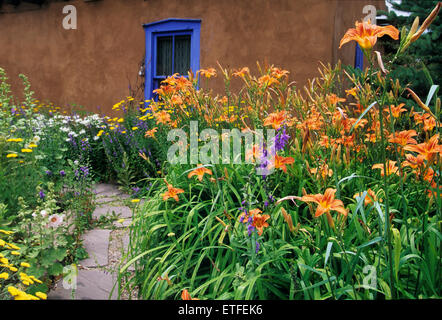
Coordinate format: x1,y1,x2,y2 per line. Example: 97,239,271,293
247,224,255,236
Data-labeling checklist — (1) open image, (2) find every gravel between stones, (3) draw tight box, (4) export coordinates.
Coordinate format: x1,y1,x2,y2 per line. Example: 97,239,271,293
108,228,139,300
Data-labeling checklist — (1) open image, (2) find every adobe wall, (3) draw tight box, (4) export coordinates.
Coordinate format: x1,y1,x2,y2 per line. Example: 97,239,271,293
0,0,385,115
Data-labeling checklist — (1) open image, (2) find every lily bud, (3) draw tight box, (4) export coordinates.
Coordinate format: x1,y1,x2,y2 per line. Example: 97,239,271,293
336,145,342,164
399,17,420,53
406,88,437,120
410,2,441,43
409,16,420,38
375,51,388,75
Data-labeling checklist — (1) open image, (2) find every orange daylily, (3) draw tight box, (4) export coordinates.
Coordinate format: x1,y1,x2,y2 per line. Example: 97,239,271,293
427,181,442,199
404,134,442,162
270,154,295,173
353,188,378,206
252,213,270,236
345,87,358,97
309,163,333,180
239,208,262,224
245,144,262,163
144,127,158,138
155,110,171,125
187,164,213,182
423,117,436,132
328,94,346,105
402,153,425,170
270,67,289,79
300,188,348,228
388,130,417,147
198,68,217,78
258,74,279,87
413,112,430,125
171,94,183,105
339,19,399,50
384,103,407,119
263,111,286,130
372,160,400,177
162,180,185,202
232,67,250,78
181,289,199,300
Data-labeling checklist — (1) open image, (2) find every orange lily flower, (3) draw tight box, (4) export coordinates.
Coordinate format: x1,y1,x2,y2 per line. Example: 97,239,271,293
423,117,436,132
239,208,262,224
404,134,442,162
309,163,333,180
144,127,158,138
402,153,425,170
300,188,348,228
353,188,378,206
339,19,399,50
263,111,286,130
328,94,346,105
258,74,279,87
270,67,289,79
345,87,358,97
187,164,213,182
171,94,183,105
413,112,430,125
162,180,184,202
372,160,399,177
270,154,295,173
427,181,442,199
232,67,250,78
252,213,270,236
388,130,417,147
198,68,217,78
155,110,171,125
365,133,377,143
245,144,262,163
181,289,199,300
384,103,407,119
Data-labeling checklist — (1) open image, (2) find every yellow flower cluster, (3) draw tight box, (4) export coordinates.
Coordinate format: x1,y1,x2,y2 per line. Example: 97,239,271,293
7,286,46,300
1,229,46,300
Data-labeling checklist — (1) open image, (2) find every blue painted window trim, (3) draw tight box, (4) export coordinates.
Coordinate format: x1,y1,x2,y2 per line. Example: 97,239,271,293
355,43,363,70
143,18,201,102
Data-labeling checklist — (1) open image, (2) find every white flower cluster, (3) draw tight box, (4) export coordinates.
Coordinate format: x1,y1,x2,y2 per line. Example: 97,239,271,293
27,113,105,143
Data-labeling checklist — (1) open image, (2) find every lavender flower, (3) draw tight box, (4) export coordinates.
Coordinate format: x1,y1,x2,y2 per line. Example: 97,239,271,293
255,241,260,253
39,190,45,200
59,170,66,177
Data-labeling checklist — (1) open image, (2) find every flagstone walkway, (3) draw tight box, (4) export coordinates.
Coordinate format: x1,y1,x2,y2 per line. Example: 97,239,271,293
48,183,138,300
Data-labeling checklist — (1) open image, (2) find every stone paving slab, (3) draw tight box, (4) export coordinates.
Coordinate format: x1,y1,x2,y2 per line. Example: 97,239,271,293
48,269,118,300
113,218,132,228
80,229,111,267
93,183,119,194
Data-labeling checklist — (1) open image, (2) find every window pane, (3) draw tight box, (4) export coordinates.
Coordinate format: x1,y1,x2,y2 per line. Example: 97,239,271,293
174,35,191,75
156,36,173,76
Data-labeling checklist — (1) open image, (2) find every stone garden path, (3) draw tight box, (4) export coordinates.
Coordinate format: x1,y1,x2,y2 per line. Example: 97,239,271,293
48,183,138,300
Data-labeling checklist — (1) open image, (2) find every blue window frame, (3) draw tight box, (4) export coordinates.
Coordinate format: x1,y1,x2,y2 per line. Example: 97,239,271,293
143,19,201,102
355,43,363,70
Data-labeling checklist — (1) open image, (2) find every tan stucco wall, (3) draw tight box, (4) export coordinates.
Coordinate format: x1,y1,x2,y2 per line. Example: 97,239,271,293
0,0,385,115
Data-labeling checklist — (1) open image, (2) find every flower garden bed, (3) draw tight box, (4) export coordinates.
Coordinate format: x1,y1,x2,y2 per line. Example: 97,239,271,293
1,9,441,300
